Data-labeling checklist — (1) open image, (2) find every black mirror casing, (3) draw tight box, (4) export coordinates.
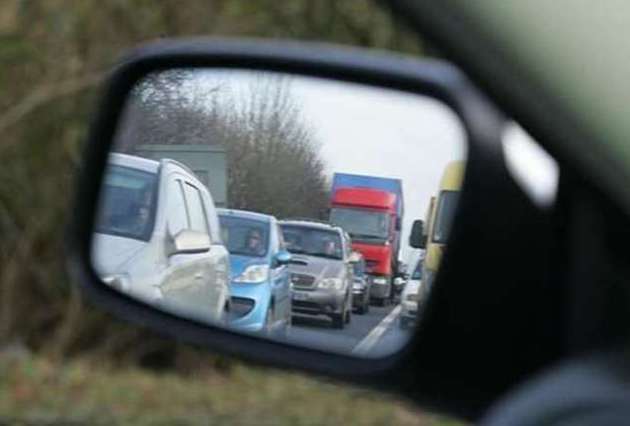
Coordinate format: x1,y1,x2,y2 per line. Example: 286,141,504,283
66,38,558,421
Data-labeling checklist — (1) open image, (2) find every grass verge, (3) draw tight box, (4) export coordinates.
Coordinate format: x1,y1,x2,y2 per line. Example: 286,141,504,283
0,353,463,425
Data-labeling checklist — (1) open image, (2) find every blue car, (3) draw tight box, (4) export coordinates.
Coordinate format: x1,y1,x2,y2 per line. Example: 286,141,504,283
218,209,292,336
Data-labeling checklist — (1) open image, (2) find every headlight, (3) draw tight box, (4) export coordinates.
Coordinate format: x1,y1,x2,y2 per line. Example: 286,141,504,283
234,264,269,283
102,273,131,292
372,277,387,285
318,278,344,290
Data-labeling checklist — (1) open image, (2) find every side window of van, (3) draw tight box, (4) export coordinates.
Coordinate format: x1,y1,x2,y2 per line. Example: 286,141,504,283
183,183,209,234
167,178,189,235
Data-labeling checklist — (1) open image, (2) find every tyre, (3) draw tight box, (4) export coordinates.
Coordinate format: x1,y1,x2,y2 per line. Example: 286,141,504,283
331,310,345,329
356,296,369,315
281,313,291,338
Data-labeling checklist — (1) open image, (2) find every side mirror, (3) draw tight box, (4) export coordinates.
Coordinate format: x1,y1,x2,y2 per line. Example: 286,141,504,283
393,277,404,286
74,39,501,409
409,219,426,249
274,250,292,266
170,230,211,255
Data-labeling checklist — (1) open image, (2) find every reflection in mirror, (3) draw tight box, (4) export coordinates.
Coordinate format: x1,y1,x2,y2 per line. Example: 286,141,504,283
91,69,467,358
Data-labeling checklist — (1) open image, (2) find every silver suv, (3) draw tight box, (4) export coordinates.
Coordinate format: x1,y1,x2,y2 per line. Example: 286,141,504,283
279,220,355,329
92,153,230,326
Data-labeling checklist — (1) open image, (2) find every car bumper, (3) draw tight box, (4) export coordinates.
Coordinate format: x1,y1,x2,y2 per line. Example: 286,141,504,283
228,281,272,333
369,277,391,299
291,289,345,316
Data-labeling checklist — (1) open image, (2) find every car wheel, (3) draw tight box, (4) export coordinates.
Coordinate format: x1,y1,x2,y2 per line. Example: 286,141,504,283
331,310,345,329
282,312,291,337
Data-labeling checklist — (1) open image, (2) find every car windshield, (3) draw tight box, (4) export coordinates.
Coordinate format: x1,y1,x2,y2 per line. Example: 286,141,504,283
412,261,422,279
432,191,460,244
329,207,390,241
95,165,158,241
280,225,343,260
219,215,269,257
353,259,365,276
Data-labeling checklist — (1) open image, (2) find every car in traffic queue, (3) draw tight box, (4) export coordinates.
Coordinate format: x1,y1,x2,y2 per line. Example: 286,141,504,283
350,251,371,314
279,219,355,329
218,209,292,336
400,259,423,330
92,152,231,325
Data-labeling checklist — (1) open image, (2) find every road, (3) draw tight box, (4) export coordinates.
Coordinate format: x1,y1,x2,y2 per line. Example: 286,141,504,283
286,302,412,358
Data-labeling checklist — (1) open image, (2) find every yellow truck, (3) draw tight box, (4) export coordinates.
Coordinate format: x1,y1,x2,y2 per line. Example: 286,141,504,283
409,161,465,296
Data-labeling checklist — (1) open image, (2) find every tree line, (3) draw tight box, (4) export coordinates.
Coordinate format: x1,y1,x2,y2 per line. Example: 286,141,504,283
117,69,329,219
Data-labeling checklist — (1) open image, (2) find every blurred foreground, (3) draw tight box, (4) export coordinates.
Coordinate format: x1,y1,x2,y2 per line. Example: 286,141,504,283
0,352,462,426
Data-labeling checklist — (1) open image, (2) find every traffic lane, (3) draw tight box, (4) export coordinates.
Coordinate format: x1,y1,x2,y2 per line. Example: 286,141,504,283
284,304,411,356
360,310,414,358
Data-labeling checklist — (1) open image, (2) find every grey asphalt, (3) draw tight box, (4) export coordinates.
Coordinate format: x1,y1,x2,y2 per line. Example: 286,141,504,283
284,302,413,357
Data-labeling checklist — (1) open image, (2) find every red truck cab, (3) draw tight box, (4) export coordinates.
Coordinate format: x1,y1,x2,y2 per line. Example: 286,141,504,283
329,187,398,305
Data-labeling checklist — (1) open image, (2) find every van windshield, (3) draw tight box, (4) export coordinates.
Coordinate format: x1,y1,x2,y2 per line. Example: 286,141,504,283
432,191,460,244
95,165,158,241
329,208,390,242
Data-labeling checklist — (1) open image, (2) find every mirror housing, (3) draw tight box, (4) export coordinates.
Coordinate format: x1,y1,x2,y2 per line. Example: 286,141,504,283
169,230,211,255
409,219,426,249
69,38,547,419
274,250,292,266
393,277,405,287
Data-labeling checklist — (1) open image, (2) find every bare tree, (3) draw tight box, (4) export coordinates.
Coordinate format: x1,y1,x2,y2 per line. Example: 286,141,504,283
117,70,329,220
214,74,329,219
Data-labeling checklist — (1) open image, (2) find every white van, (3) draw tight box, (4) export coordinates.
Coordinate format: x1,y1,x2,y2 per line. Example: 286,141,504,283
92,153,230,325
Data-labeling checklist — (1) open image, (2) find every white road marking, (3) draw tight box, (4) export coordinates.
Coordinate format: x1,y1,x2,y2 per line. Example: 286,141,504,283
351,305,401,356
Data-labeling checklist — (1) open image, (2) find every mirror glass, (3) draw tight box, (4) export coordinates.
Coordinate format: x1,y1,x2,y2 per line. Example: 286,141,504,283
91,69,467,358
